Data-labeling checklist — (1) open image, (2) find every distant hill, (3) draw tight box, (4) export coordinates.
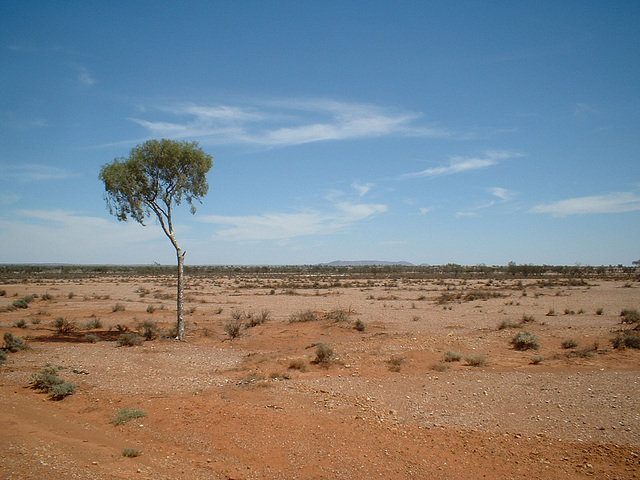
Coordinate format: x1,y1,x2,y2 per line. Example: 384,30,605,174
322,260,414,267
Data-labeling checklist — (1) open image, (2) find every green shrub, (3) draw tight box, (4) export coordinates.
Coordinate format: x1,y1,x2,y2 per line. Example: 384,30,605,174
40,292,53,300
111,408,147,426
0,349,7,365
223,319,243,339
497,320,521,330
112,303,125,312
353,319,366,332
620,308,640,324
137,320,159,340
117,333,142,347
387,356,405,372
84,318,102,330
29,365,75,400
3,332,28,352
511,331,540,351
13,319,27,329
288,359,307,371
464,354,491,367
431,362,450,372
289,310,317,323
561,339,579,349
12,299,29,309
612,333,640,350
53,317,77,334
122,448,141,458
85,333,99,343
442,350,463,362
530,354,545,365
0,289,6,296
311,343,334,365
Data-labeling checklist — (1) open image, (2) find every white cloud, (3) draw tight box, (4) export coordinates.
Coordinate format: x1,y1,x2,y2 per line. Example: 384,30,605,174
0,164,73,181
200,200,387,242
0,210,165,263
489,187,515,202
352,181,374,196
531,192,640,217
129,99,450,147
418,207,433,215
401,151,522,179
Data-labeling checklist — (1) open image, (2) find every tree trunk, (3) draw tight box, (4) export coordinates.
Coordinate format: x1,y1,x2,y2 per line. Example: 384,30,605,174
175,248,186,340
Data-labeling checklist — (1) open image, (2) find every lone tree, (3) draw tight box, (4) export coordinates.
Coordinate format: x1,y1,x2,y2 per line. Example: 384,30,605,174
99,139,213,340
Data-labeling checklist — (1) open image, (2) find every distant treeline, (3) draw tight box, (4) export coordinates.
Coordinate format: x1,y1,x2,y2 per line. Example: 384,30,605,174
0,262,638,280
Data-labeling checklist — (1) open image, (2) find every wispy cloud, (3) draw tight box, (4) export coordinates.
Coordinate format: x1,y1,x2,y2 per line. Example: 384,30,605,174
0,164,73,181
200,199,387,242
76,66,96,86
489,187,515,202
401,151,521,179
129,99,452,147
531,192,640,217
352,181,375,196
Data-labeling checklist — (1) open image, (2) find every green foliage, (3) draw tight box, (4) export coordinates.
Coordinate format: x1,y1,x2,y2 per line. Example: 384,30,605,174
612,332,640,350
122,448,141,458
13,318,27,328
3,332,28,352
442,350,462,362
53,317,77,334
289,310,317,323
620,308,640,324
353,319,366,332
137,320,159,340
464,354,491,367
530,354,545,365
29,365,76,400
111,408,147,426
112,303,125,312
0,349,7,365
84,318,103,330
561,339,579,349
99,139,213,224
511,331,540,350
311,343,334,365
117,333,143,347
85,333,99,343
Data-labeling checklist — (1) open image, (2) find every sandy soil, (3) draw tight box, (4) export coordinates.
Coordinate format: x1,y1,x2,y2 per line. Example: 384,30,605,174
1,273,639,479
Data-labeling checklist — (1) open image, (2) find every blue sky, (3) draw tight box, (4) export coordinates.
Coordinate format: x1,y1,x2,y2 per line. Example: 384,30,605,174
1,1,639,266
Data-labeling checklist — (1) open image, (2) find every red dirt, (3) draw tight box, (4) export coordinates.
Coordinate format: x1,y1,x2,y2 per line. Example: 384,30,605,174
1,275,639,479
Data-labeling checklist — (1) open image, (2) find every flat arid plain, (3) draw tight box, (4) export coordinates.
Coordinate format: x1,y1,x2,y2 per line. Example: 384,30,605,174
1,268,639,479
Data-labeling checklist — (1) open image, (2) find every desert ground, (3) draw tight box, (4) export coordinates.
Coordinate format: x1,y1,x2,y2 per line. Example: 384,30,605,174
1,269,639,479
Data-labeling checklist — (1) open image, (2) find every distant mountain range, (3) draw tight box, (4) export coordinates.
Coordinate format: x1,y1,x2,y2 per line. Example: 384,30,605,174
322,260,415,267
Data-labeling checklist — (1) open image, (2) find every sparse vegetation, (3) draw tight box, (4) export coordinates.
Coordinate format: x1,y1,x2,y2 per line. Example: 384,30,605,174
53,317,77,334
289,310,317,323
311,343,334,365
510,331,540,351
561,339,579,349
84,318,102,330
431,362,450,372
85,333,99,343
620,308,640,324
13,318,27,328
530,354,545,365
497,319,521,330
288,359,307,371
611,332,640,350
111,408,147,426
464,354,491,367
442,350,463,362
116,332,143,347
29,365,76,400
387,355,405,372
223,319,243,339
137,320,159,340
122,448,141,458
353,319,366,332
3,332,28,352
112,303,125,312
